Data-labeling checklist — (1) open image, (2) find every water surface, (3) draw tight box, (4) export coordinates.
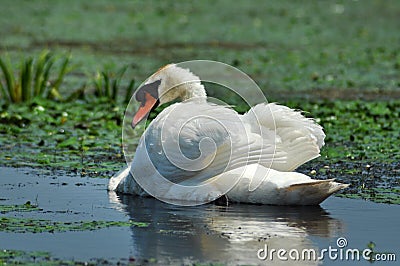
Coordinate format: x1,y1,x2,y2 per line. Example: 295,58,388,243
0,167,398,265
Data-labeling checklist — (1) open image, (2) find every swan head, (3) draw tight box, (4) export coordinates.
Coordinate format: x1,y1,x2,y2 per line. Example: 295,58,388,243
132,64,206,127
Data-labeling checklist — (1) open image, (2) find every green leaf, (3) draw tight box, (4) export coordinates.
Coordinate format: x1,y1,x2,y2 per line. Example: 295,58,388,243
20,58,33,102
52,54,72,92
125,79,135,103
57,136,79,149
33,50,52,96
112,79,118,101
0,73,9,101
41,57,55,96
93,71,103,96
102,71,110,98
0,57,16,101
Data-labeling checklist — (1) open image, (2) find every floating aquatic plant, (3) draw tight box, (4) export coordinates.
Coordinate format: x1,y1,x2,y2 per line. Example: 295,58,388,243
0,216,148,233
0,201,41,214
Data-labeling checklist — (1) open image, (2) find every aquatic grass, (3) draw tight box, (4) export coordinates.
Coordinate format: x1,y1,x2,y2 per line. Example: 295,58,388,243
0,50,73,103
92,65,135,103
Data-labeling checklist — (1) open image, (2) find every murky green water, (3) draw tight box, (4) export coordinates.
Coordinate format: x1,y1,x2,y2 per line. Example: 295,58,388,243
0,167,398,265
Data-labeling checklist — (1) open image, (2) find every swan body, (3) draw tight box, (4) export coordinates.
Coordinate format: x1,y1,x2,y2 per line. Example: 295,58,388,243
109,64,348,205
110,164,347,205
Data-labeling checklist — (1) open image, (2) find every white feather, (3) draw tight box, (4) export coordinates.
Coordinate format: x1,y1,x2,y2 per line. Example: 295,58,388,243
242,103,325,171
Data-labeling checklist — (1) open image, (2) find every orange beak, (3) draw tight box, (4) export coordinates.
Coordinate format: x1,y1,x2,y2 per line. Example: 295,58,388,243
132,92,158,128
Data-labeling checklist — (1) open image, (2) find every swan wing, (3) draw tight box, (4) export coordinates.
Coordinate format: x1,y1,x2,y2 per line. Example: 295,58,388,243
242,103,325,171
140,101,286,185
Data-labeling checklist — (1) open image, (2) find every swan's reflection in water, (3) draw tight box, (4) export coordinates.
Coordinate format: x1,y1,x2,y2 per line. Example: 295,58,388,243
109,192,344,265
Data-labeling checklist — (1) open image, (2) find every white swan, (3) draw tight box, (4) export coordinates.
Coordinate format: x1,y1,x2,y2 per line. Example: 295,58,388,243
109,64,348,205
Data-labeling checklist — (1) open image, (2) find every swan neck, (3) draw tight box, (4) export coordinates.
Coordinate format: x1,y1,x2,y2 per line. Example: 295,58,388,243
182,83,207,101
